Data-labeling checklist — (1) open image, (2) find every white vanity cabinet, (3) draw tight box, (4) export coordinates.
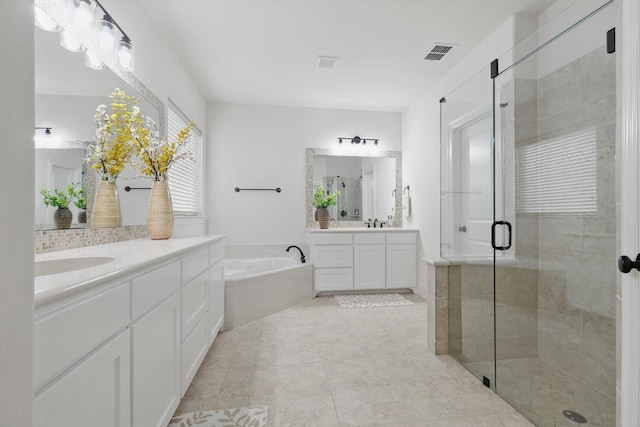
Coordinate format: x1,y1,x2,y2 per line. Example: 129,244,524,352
131,293,181,427
33,236,226,427
179,248,210,397
309,232,354,291
208,243,225,345
386,232,418,288
354,233,386,289
33,282,131,427
308,230,417,292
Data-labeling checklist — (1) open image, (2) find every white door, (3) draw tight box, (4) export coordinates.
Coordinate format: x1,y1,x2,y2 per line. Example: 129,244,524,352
621,1,640,424
457,113,494,256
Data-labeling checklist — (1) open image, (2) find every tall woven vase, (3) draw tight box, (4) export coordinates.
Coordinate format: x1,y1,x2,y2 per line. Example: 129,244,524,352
91,181,122,227
147,181,174,240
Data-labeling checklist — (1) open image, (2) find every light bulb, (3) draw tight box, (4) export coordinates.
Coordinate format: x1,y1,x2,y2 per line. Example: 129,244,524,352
60,30,85,53
74,0,94,31
84,50,105,70
98,16,115,53
34,6,60,32
118,37,133,71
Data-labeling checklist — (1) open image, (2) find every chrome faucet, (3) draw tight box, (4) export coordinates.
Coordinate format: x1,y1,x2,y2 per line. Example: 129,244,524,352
286,245,306,263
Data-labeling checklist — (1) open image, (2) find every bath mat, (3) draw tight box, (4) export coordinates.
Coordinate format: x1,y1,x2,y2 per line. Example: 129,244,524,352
168,406,268,427
334,294,414,308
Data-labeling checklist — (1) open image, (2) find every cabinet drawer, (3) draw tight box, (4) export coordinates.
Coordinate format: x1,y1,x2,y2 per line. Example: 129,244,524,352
314,268,353,291
354,233,385,244
386,232,417,244
209,243,224,266
34,283,130,390
309,233,353,245
182,248,210,285
181,314,208,396
181,270,208,339
132,261,180,319
311,245,353,268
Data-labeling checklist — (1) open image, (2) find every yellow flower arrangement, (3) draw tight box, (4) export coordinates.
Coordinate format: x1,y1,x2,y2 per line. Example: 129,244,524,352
131,114,195,182
86,88,139,182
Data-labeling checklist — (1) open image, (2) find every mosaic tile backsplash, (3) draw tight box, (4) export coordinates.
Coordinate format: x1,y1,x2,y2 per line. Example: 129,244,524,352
35,225,148,254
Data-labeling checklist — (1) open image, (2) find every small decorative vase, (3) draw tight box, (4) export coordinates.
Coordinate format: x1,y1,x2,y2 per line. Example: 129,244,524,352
78,209,87,224
147,181,174,240
53,207,73,229
316,207,330,229
92,181,122,227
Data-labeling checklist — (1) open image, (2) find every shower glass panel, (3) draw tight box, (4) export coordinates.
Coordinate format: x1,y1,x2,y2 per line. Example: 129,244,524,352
440,66,499,388
440,66,498,259
492,1,616,426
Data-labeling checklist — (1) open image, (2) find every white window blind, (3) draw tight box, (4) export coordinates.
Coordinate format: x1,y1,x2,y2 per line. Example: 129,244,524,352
167,101,201,215
516,127,597,214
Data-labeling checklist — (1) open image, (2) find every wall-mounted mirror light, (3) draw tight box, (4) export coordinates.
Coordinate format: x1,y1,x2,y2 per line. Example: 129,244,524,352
35,0,134,72
338,136,379,145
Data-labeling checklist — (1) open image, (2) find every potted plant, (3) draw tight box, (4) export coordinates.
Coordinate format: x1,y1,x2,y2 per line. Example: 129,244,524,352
130,113,195,240
74,187,87,224
313,185,339,229
40,183,82,229
86,88,138,227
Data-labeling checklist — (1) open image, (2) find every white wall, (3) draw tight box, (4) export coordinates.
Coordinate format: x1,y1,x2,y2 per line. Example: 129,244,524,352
207,103,401,245
0,2,34,425
403,15,537,260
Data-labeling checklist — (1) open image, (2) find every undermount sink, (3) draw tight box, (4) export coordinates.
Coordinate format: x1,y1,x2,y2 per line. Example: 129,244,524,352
35,257,116,277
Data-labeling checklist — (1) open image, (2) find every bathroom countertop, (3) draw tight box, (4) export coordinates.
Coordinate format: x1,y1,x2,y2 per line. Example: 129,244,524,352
305,228,419,233
34,235,225,309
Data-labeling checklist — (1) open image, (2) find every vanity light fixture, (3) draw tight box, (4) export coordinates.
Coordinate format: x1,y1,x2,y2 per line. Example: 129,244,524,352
73,0,95,31
60,29,84,52
35,4,61,32
35,127,53,136
84,49,105,70
338,136,379,145
35,0,134,72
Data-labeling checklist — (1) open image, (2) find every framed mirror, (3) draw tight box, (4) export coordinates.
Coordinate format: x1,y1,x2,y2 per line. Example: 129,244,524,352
306,148,402,228
35,24,164,230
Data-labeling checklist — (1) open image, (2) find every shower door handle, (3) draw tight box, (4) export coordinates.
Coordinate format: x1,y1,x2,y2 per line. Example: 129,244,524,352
491,221,512,251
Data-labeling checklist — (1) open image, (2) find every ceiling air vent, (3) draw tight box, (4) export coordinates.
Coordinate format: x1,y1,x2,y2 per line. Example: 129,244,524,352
317,55,339,70
424,44,454,61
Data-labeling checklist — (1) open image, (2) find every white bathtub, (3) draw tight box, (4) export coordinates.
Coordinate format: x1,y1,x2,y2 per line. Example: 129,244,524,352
224,257,301,280
223,257,314,329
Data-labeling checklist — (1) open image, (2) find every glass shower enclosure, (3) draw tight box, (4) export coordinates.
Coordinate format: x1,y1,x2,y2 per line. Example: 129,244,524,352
441,1,616,426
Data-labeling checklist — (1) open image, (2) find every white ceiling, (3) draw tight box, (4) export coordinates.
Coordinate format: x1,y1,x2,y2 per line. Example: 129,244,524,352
140,0,556,112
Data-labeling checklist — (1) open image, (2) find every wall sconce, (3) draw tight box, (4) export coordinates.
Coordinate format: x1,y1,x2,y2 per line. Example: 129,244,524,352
35,0,134,72
338,136,379,145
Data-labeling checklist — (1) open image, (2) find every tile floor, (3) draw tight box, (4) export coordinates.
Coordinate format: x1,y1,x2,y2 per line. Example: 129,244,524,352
175,294,533,426
464,359,615,427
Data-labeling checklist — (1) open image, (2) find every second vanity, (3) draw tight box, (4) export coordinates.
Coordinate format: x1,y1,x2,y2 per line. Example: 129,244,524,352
307,228,418,292
33,235,225,427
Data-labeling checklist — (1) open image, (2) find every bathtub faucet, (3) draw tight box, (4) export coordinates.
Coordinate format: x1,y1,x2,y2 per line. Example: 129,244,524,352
286,245,306,263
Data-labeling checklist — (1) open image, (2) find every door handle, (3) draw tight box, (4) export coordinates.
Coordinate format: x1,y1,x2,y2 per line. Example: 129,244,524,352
618,254,640,273
491,221,512,251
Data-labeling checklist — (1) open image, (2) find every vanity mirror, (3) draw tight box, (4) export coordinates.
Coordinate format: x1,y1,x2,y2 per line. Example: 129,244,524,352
35,23,164,230
306,148,402,228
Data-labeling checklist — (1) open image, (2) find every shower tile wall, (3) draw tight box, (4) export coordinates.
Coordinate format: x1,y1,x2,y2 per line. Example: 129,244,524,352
516,46,616,399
